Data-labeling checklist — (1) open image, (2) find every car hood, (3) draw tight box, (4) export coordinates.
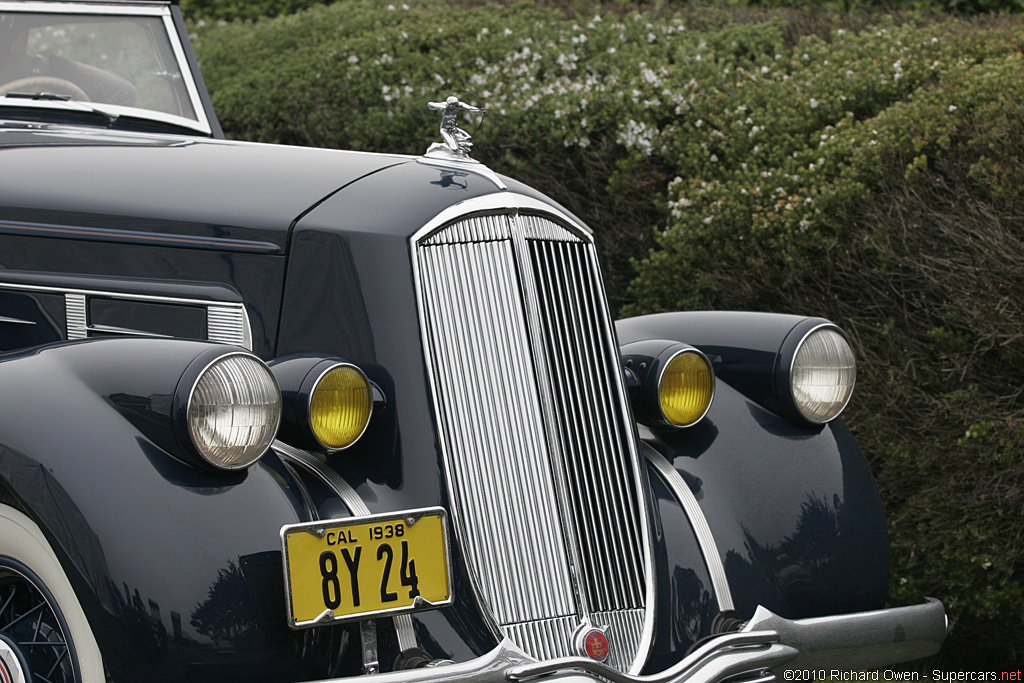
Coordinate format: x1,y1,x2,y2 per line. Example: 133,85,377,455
0,122,411,250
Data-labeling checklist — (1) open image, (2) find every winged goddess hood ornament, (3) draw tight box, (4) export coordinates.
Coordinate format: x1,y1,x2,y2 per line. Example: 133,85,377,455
425,95,485,160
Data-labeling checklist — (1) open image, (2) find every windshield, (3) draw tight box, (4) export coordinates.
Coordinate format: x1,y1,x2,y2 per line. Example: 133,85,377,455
0,3,207,131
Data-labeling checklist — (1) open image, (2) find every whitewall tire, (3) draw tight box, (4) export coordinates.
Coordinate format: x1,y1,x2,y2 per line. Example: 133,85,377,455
0,505,104,682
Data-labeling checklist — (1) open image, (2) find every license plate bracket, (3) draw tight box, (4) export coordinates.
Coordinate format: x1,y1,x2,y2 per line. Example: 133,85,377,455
280,507,452,629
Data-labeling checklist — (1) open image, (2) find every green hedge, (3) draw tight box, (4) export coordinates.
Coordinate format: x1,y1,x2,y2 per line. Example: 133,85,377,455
193,2,1024,666
179,0,1024,25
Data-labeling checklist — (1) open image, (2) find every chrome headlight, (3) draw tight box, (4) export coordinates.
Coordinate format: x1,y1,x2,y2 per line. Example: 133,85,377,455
785,325,856,424
185,352,281,470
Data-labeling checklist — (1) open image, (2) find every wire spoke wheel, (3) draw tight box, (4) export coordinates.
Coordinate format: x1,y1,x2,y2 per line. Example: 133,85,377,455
0,562,77,683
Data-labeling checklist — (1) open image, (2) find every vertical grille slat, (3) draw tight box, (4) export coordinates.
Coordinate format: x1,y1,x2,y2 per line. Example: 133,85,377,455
414,207,651,671
533,240,622,608
420,238,576,625
530,237,645,611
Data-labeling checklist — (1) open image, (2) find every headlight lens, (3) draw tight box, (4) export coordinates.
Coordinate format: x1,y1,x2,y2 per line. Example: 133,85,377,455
790,327,856,424
309,364,372,450
659,349,715,427
187,353,281,469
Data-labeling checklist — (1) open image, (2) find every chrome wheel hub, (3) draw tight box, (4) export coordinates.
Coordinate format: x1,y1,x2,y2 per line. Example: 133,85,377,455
0,563,76,683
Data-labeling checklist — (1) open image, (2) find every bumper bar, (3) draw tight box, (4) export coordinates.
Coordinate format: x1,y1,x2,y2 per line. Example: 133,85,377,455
317,599,945,683
742,597,947,671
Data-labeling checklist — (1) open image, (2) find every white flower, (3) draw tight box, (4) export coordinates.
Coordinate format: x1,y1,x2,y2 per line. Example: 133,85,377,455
809,98,819,109
617,119,657,156
949,105,958,113
347,55,360,64
710,154,718,163
504,28,513,36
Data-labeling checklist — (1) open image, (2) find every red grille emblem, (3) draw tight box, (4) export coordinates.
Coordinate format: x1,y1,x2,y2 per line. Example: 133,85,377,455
583,629,610,663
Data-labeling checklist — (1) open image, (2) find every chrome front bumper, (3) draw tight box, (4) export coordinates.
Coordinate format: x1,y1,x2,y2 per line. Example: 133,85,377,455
318,599,946,683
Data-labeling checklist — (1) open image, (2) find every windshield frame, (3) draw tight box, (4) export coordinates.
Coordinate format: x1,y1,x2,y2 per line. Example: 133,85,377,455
0,1,213,135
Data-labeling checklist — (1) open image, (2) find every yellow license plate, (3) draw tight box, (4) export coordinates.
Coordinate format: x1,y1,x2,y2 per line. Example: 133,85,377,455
280,507,452,628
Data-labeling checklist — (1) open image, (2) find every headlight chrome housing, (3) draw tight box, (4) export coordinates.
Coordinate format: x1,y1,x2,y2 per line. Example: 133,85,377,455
185,352,282,470
784,325,856,425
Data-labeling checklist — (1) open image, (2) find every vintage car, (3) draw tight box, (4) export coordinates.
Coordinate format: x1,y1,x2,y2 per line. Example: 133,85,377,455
0,1,947,682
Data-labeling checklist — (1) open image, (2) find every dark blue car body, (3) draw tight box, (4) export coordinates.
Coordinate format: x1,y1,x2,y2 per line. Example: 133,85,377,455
0,2,945,682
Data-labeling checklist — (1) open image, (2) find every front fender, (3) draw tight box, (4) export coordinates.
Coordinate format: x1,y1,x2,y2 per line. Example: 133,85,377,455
618,313,890,667
0,338,344,681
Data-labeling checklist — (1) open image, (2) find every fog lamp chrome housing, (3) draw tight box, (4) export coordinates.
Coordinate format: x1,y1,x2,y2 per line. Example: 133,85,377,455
184,352,282,470
308,363,373,450
621,339,715,429
269,355,375,453
783,325,856,425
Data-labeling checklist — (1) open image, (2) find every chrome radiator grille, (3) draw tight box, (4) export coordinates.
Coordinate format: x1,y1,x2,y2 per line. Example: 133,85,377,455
413,202,652,672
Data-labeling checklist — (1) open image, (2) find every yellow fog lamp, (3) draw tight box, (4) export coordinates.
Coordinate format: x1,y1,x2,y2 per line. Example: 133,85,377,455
309,364,372,449
270,356,377,452
659,349,715,427
621,340,715,429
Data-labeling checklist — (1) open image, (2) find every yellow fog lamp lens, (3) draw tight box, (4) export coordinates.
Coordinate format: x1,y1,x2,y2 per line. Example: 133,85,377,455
309,364,373,450
659,350,715,427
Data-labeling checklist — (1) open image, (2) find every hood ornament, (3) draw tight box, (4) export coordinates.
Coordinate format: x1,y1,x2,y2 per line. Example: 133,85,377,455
426,95,484,160
420,94,506,190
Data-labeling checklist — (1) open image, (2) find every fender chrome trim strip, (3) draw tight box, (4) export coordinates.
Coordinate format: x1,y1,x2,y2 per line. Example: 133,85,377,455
643,445,734,613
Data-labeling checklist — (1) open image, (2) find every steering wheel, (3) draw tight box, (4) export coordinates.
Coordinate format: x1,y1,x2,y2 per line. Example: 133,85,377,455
0,76,90,101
